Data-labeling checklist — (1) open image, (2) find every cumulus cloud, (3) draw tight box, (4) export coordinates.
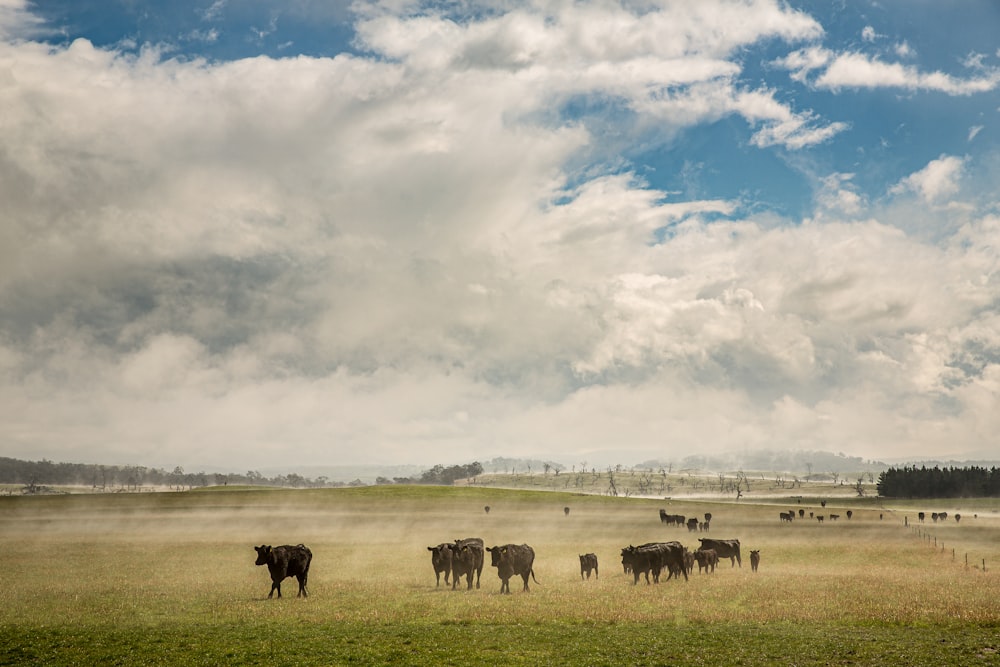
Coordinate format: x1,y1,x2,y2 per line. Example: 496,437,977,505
1,1,999,468
890,155,967,203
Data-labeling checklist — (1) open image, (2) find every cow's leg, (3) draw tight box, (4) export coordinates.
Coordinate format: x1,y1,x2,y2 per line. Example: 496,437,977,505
270,580,281,598
298,573,308,597
522,572,530,592
594,565,598,579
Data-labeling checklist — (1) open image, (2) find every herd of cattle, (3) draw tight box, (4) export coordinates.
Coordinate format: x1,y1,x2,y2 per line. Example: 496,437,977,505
254,510,770,597
426,535,760,593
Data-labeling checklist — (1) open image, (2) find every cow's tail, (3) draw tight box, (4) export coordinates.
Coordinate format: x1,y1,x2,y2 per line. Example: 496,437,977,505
530,568,540,585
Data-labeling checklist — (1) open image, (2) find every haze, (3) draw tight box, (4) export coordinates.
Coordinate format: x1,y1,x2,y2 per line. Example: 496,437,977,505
2,1,1000,470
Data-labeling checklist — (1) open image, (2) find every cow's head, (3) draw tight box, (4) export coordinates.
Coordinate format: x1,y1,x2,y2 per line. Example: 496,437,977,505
254,545,272,566
487,545,503,567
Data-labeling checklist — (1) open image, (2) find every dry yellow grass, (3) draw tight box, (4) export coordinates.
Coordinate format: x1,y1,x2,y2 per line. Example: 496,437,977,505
1,486,997,631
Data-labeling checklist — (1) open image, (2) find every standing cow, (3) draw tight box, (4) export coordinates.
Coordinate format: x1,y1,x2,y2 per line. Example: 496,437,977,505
693,548,718,574
697,538,741,568
579,553,599,580
254,544,312,598
750,550,760,572
427,543,453,587
487,544,539,593
450,537,484,590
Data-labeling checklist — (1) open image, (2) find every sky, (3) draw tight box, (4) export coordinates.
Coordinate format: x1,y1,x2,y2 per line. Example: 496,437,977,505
2,0,1000,471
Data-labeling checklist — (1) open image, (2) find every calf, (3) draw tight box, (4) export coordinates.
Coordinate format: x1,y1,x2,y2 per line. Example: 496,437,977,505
427,543,453,587
693,548,718,574
750,550,760,572
579,553,598,580
254,544,312,598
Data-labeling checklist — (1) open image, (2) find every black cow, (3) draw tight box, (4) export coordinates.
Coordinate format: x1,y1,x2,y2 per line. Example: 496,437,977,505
579,553,598,580
693,548,718,573
254,544,312,598
450,537,484,590
487,544,539,593
686,518,699,532
697,538,741,567
621,542,687,584
427,543,453,587
750,550,760,572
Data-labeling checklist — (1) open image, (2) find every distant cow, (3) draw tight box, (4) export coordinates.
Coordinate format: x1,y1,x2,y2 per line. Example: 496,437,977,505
450,537,484,590
487,544,539,593
659,509,669,523
697,538,741,568
579,553,598,580
829,514,839,521
693,548,718,574
750,550,760,572
687,518,699,532
427,543,453,587
779,511,794,523
254,544,312,599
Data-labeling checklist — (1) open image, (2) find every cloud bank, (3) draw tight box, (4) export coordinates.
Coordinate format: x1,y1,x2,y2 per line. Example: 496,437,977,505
1,0,999,469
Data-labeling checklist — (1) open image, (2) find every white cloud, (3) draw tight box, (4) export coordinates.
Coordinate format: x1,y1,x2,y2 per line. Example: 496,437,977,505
968,125,984,141
777,48,1000,95
890,155,967,203
861,26,878,42
816,52,1000,94
1,1,999,468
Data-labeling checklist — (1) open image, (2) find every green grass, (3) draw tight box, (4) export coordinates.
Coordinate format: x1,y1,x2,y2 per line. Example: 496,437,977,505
1,486,998,665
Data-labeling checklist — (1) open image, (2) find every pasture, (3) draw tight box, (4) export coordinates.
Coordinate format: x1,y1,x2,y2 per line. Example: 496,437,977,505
0,485,997,665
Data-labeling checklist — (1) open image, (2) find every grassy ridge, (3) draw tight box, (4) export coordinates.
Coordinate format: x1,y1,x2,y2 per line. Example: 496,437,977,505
1,486,998,665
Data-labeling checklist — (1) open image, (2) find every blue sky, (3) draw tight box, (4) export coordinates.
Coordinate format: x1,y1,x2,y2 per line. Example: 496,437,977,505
2,0,1000,470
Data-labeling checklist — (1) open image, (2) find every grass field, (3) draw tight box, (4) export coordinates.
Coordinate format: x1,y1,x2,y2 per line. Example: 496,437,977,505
1,485,998,665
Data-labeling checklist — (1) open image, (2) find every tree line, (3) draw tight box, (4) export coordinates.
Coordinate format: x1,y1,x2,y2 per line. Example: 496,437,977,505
375,462,483,486
876,465,1000,498
0,456,483,492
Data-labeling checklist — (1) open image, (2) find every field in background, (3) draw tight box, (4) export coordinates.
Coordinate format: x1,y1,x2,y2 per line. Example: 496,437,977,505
1,485,998,665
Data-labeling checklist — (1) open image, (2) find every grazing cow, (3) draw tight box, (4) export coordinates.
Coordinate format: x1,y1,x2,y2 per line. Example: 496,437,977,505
697,538,741,568
450,537,484,590
750,550,760,572
687,518,700,532
829,514,840,521
817,515,824,523
254,544,312,599
427,543,452,587
487,544,539,593
693,548,718,574
579,553,598,580
779,511,794,523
